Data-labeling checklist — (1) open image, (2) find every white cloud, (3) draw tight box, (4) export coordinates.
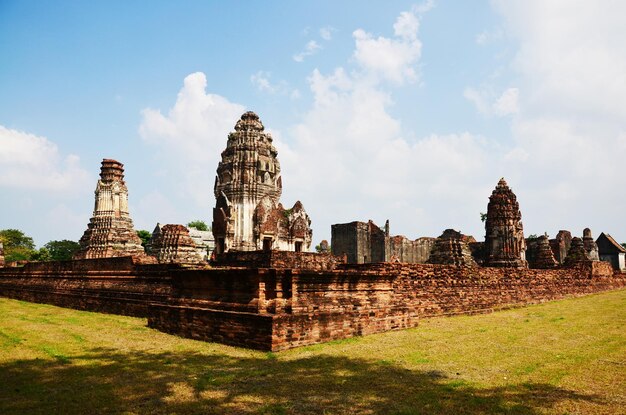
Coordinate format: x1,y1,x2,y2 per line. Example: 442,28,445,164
494,0,626,122
276,5,499,242
352,8,424,85
250,70,300,98
139,72,245,207
464,86,519,117
293,40,322,62
475,28,503,45
482,0,626,240
319,26,334,41
493,88,519,116
0,125,90,192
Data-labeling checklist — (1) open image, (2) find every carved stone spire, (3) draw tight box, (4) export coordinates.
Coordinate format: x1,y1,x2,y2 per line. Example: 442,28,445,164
212,112,282,252
212,111,312,253
484,178,528,268
74,159,148,260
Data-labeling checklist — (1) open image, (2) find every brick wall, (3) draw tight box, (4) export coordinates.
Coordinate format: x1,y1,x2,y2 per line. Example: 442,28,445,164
214,250,343,270
1,256,625,351
0,257,174,317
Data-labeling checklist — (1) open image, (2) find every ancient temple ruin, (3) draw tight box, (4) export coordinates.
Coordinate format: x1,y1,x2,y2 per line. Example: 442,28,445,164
147,224,204,264
212,111,312,253
427,229,477,267
527,235,558,269
74,159,149,260
331,220,435,264
484,178,527,268
549,230,572,264
0,242,4,267
582,228,600,261
563,237,589,266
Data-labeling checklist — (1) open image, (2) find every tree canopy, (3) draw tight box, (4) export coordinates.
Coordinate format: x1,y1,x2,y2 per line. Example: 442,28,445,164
187,220,209,232
44,240,81,261
0,229,82,262
136,230,152,248
0,229,36,262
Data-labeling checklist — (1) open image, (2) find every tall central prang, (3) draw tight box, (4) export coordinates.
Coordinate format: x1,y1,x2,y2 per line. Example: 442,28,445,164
212,111,312,253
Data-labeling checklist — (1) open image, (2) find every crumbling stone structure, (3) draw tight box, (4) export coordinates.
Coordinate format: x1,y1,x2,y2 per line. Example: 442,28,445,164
582,228,600,261
427,229,477,266
212,112,312,253
528,235,558,269
331,220,387,263
549,230,572,264
317,240,330,253
147,224,204,264
563,237,589,266
74,159,150,261
187,227,214,260
388,235,435,263
1,255,624,351
484,178,527,268
331,220,434,264
0,242,4,267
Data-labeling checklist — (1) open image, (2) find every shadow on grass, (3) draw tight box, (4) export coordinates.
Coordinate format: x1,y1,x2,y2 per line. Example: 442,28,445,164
0,348,600,415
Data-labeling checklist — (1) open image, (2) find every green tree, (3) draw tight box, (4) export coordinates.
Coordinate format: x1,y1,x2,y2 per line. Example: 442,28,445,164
31,247,52,262
136,230,152,248
187,220,209,232
0,229,36,262
44,240,81,261
480,212,487,223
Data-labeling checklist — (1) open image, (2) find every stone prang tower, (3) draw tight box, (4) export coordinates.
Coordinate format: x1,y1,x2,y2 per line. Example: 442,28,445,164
212,111,312,253
484,178,527,268
74,159,147,260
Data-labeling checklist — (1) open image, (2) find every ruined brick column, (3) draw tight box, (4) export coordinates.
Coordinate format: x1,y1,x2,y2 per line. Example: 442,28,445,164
564,237,590,266
147,224,204,264
427,229,477,266
532,235,558,269
0,242,4,267
74,159,149,260
484,178,528,268
582,228,600,261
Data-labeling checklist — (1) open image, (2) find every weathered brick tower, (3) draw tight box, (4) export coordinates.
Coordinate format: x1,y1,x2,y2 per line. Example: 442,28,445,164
484,178,528,268
74,159,147,260
212,111,312,253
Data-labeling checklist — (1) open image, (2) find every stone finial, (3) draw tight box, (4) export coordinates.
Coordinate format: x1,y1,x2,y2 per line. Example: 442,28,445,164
484,178,528,268
234,111,265,132
427,229,477,267
582,228,600,261
318,240,330,253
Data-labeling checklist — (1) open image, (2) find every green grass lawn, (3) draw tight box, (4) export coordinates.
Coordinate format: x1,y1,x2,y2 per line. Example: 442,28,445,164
0,290,624,415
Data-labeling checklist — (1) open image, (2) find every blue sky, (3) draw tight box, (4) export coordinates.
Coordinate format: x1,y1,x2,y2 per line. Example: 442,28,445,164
1,1,625,248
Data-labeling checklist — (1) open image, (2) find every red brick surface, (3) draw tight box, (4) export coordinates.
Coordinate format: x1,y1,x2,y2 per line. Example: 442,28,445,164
1,257,624,351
